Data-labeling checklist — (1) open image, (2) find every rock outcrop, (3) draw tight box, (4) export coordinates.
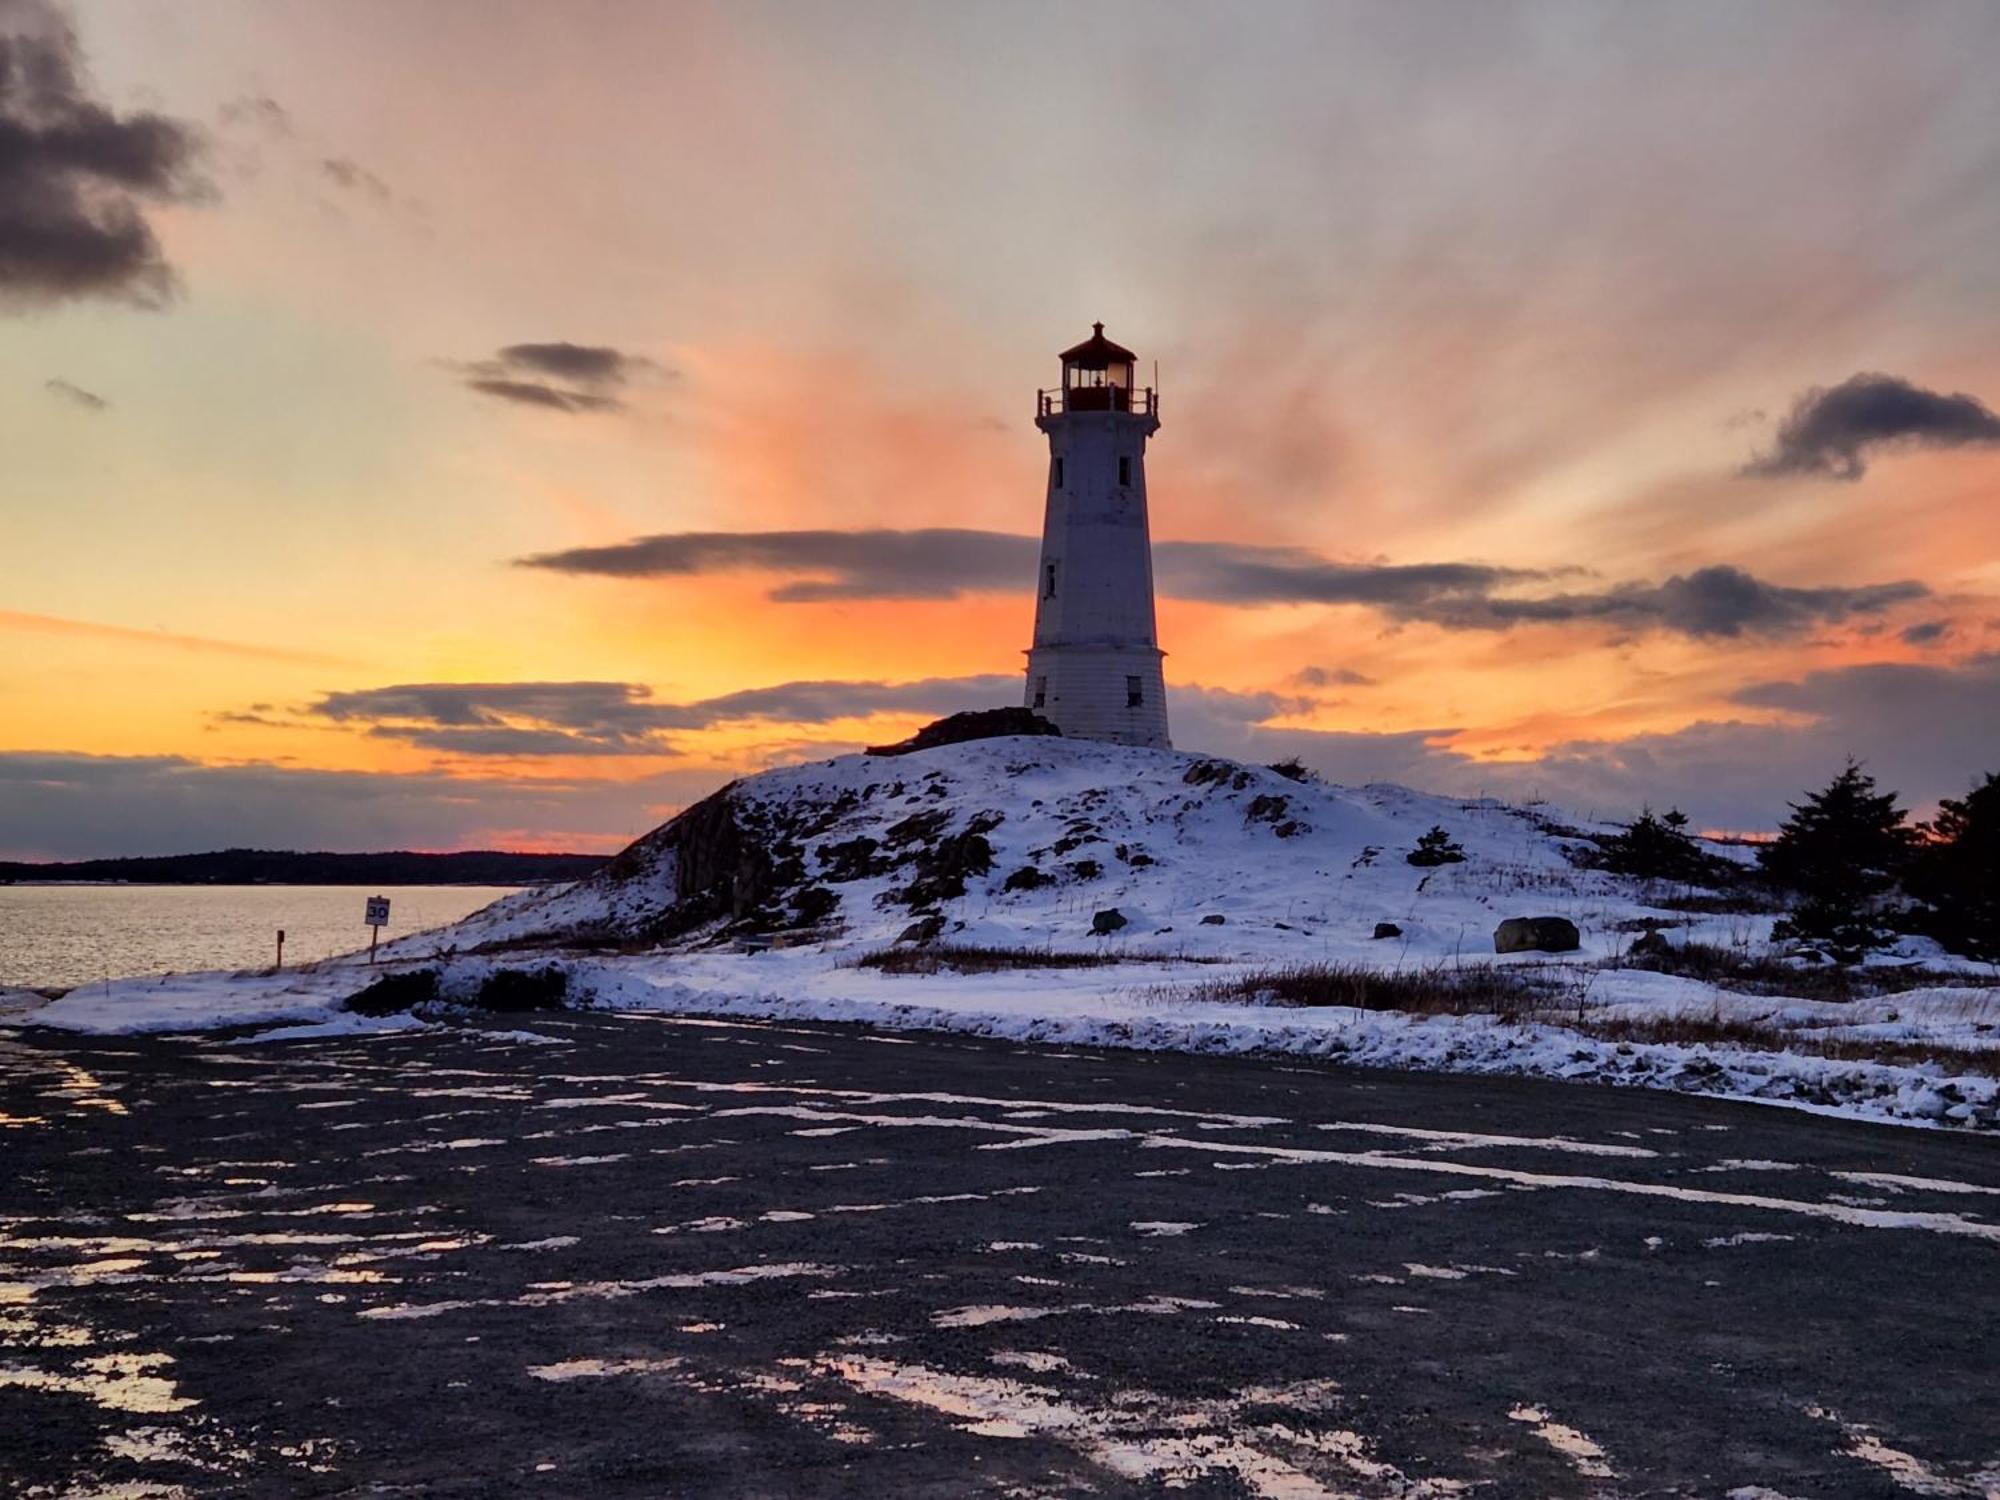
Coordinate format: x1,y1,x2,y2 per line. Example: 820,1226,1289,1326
1494,916,1582,954
866,707,1060,757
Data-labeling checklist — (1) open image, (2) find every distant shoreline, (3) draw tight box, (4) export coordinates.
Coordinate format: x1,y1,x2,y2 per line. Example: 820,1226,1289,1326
0,850,608,886
0,880,541,889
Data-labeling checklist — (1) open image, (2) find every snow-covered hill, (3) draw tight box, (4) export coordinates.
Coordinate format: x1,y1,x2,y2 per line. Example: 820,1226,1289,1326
438,735,1636,966
29,734,2000,1133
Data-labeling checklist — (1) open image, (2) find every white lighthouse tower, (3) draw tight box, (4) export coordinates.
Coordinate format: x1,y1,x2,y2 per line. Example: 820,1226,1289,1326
1023,324,1171,748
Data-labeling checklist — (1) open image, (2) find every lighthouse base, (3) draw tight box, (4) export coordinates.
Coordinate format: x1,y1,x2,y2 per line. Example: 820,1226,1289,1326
1024,645,1171,749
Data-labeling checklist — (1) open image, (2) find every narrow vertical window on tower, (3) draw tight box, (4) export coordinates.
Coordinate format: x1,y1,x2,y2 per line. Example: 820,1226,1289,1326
1118,456,1131,486
1044,562,1058,599
1033,677,1048,708
1126,675,1143,708
1053,458,1064,488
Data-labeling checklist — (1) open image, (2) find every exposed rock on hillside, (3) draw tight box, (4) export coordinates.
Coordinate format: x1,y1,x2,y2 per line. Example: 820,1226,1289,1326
866,706,1060,757
1495,916,1583,954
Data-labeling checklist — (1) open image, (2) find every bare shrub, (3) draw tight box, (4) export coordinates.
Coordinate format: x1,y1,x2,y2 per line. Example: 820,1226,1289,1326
343,968,439,1016
1171,962,1547,1018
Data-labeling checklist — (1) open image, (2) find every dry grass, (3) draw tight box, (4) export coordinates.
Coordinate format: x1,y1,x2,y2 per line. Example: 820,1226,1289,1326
1453,862,1588,896
854,943,1208,976
1561,1011,1781,1050
1652,888,1789,916
1170,961,1548,1018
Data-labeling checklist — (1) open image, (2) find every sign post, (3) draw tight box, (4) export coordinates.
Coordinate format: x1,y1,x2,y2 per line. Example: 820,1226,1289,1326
364,896,391,963
276,929,285,971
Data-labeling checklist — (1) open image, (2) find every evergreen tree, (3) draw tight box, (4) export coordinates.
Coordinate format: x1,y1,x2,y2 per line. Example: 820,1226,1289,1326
1760,761,1914,961
1907,772,2000,962
1601,807,1708,882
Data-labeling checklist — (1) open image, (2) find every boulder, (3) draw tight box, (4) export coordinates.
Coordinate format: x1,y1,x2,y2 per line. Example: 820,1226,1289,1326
1372,922,1403,940
866,707,1060,757
1091,908,1129,936
896,914,945,945
1629,928,1673,960
1494,916,1581,954
791,886,839,925
1200,914,1227,926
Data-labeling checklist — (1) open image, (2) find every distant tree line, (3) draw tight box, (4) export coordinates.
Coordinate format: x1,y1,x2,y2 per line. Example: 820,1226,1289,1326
0,849,607,886
1594,763,1999,964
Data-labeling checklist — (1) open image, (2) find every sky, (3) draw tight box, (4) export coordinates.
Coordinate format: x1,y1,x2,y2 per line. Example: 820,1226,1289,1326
3,0,1999,859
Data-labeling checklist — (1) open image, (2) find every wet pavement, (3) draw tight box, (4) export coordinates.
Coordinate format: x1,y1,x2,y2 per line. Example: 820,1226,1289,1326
2,1011,1998,1498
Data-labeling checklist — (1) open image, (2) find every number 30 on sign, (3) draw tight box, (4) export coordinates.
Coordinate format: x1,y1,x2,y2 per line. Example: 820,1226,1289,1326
365,896,391,927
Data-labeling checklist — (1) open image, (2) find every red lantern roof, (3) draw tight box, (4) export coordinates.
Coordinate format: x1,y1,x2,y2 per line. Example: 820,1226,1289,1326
1059,322,1136,369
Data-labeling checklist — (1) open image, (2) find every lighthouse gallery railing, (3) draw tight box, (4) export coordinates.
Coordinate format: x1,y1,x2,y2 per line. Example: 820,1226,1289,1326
1038,387,1158,419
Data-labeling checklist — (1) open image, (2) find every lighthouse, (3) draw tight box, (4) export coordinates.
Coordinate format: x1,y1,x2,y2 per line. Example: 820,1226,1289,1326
1023,324,1171,748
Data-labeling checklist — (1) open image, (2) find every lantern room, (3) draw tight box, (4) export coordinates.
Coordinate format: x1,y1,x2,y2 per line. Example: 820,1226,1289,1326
1040,322,1155,416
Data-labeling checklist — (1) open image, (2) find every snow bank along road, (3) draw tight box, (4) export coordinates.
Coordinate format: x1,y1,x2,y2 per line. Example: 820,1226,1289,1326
3,1015,1998,1498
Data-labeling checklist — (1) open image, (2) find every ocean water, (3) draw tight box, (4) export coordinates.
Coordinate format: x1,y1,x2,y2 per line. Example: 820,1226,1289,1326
0,885,522,991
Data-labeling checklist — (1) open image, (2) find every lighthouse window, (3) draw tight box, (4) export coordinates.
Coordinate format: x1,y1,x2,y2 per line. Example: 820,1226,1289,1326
1044,563,1058,599
1126,675,1144,708
1033,677,1048,709
1053,458,1064,488
1118,457,1131,486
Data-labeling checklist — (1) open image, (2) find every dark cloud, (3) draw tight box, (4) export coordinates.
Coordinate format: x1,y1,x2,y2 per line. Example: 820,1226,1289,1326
205,707,285,729
314,681,681,756
1415,564,1928,639
318,156,389,200
1743,373,2000,481
497,342,647,385
377,724,651,757
306,674,1023,754
453,341,664,414
1731,652,2000,730
43,375,103,408
682,675,1020,725
518,528,1036,601
0,0,205,309
1901,620,1949,646
1290,665,1374,688
1152,542,1552,610
520,528,1923,638
517,528,1547,611
463,378,620,414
